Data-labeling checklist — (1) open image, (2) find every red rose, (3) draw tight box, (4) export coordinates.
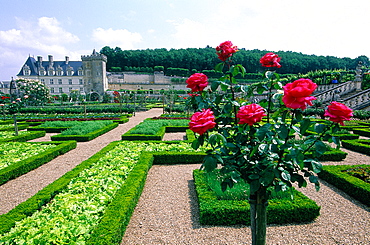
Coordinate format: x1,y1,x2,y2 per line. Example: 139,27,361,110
186,73,208,92
260,52,282,68
189,108,216,135
324,101,353,126
282,78,317,110
216,41,238,61
237,104,266,126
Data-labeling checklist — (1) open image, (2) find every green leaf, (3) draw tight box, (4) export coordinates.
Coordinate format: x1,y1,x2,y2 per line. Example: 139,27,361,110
249,180,260,194
310,160,322,173
203,155,218,172
215,62,224,72
191,139,200,150
300,118,311,134
256,123,270,141
211,80,220,92
315,141,327,155
332,136,341,149
314,123,326,134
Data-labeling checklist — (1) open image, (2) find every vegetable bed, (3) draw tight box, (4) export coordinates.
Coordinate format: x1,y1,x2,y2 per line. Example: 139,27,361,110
0,141,204,244
0,141,77,185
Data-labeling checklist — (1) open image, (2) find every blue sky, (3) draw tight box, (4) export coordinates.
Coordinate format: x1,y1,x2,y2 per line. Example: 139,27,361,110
1,0,370,81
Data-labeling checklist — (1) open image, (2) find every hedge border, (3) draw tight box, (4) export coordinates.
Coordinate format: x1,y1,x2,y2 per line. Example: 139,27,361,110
122,126,193,142
0,131,46,143
318,164,370,206
0,123,29,132
0,140,77,186
341,139,370,156
50,122,119,142
193,169,321,226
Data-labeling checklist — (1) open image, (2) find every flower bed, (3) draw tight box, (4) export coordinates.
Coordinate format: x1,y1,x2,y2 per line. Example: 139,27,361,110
0,141,77,185
193,169,320,225
318,164,370,206
0,141,204,244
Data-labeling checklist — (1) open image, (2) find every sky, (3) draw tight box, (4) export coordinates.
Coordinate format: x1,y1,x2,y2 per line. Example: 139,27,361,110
1,0,370,81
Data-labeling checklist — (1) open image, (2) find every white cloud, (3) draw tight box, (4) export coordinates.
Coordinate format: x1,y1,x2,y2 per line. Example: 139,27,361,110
0,16,80,80
91,28,142,49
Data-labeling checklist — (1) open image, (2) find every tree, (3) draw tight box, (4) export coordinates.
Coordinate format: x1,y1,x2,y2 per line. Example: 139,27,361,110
16,79,50,105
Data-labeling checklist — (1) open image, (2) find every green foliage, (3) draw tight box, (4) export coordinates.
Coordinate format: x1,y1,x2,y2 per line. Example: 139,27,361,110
344,166,370,183
0,131,45,143
100,46,367,75
318,164,370,206
16,79,50,105
60,120,113,135
341,139,370,156
193,169,320,225
0,141,76,186
126,119,189,135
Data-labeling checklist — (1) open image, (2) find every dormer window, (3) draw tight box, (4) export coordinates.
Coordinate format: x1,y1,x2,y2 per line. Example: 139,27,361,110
78,67,83,76
39,67,46,76
66,66,74,76
23,65,31,76
56,66,63,76
48,67,55,76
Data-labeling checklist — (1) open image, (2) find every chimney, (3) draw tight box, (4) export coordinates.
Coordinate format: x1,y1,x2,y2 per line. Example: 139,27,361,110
48,55,54,67
65,56,69,64
37,56,43,66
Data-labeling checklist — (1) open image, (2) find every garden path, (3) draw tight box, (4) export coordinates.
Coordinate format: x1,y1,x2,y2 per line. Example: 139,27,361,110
0,108,163,215
121,140,370,244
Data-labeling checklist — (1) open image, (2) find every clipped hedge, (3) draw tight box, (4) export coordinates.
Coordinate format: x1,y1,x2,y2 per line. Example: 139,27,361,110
341,139,370,156
0,131,46,143
0,141,77,186
352,128,370,138
0,123,29,131
51,122,118,142
122,126,192,141
318,164,370,206
193,169,321,225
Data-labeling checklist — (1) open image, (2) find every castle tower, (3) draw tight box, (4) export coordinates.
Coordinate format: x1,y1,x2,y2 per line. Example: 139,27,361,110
81,49,108,96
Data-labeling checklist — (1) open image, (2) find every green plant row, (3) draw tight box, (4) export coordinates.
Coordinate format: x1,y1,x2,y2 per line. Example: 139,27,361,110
341,139,370,156
193,169,320,225
318,164,370,206
19,105,135,114
0,123,29,131
352,128,370,137
0,131,46,143
51,122,119,142
0,141,77,186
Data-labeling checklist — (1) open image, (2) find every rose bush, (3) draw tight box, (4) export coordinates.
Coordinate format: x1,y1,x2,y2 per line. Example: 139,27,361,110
186,41,352,245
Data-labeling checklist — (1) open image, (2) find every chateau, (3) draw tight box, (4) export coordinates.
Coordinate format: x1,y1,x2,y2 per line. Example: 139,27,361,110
17,50,108,96
15,50,186,96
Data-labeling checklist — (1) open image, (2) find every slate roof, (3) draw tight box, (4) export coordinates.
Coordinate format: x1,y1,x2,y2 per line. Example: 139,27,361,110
17,56,83,77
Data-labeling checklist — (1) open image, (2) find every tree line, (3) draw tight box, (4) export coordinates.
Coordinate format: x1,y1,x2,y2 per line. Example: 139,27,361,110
100,46,369,75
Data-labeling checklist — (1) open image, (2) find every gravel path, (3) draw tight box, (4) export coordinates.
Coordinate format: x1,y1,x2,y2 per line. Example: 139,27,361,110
1,112,370,244
122,135,370,245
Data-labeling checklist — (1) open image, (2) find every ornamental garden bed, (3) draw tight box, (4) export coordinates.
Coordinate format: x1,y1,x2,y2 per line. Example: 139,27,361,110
341,139,370,156
0,141,204,244
121,119,190,141
0,123,29,131
193,169,320,225
0,141,77,185
0,131,46,143
318,164,370,206
50,121,119,142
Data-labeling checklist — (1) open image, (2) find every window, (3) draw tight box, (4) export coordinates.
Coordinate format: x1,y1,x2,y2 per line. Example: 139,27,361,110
78,68,83,76
50,88,55,93
69,79,73,85
79,79,83,85
58,79,62,84
69,87,73,92
59,87,63,93
49,79,54,85
79,87,84,93
41,79,45,82
23,65,31,76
